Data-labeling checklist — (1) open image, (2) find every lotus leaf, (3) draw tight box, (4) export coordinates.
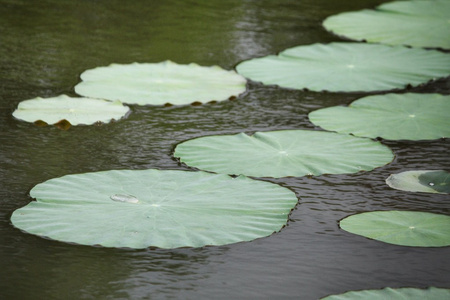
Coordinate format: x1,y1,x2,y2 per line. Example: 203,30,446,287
308,93,450,140
323,0,450,49
174,130,394,178
235,42,450,92
75,60,247,105
321,287,450,300
339,211,450,247
12,95,130,125
11,169,298,249
386,170,450,194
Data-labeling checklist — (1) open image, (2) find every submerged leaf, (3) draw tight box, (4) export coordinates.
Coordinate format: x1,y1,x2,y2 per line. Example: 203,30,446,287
340,211,450,247
418,170,450,194
12,95,130,126
75,60,247,106
323,0,450,49
235,42,450,92
174,129,394,178
11,169,298,249
321,287,450,300
386,170,450,194
309,93,450,140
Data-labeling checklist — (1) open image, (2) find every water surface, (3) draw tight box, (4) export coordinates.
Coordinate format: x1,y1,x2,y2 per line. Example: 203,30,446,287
1,1,449,299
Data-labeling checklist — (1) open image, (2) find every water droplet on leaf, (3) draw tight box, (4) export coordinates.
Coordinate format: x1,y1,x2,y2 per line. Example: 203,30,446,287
110,194,139,203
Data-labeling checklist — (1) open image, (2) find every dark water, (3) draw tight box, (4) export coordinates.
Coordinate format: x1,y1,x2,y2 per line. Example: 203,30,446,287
1,1,449,299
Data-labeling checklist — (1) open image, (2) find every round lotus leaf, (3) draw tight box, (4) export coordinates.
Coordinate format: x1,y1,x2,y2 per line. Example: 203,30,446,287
323,0,450,49
386,170,450,194
174,130,394,178
235,42,450,92
339,211,450,247
10,169,298,249
74,60,247,105
321,287,450,300
12,95,130,125
308,93,450,141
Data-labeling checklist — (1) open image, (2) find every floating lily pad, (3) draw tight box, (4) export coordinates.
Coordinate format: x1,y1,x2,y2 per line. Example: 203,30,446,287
323,0,450,49
321,287,450,300
12,95,130,125
75,60,247,105
386,170,450,194
308,93,450,140
339,211,450,247
235,42,450,92
11,169,298,249
174,130,394,178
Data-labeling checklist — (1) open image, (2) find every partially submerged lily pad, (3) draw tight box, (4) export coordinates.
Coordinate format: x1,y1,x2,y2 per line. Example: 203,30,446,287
339,211,450,247
321,287,450,300
11,169,298,249
235,42,450,92
75,60,247,105
323,0,450,49
174,130,394,178
308,93,450,140
386,170,450,194
12,95,130,126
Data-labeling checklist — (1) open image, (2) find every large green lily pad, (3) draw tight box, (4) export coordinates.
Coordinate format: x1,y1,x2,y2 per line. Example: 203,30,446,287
174,130,394,178
308,93,450,140
339,211,450,247
321,287,450,300
12,95,130,125
11,169,298,249
386,170,450,194
75,60,247,105
323,0,450,49
235,42,450,92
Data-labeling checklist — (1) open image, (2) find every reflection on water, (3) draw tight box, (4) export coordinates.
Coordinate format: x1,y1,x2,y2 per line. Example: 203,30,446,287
1,0,449,299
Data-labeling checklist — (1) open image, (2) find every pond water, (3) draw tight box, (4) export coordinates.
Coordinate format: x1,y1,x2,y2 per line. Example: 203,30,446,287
1,0,449,299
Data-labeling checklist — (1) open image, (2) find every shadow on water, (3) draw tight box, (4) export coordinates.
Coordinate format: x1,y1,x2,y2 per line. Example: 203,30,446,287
0,0,449,299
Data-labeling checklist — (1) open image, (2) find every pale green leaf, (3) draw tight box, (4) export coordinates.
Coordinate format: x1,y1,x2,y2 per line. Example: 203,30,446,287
174,130,394,178
323,0,450,49
309,93,450,140
12,95,130,125
340,211,450,247
235,42,450,92
75,61,247,105
321,287,450,300
11,169,298,249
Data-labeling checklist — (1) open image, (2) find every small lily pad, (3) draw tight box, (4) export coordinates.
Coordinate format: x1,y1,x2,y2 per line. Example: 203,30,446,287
235,42,450,92
339,211,450,247
12,95,130,125
11,169,298,249
386,170,450,194
174,129,394,178
323,0,450,49
321,287,450,300
308,93,450,140
75,60,247,106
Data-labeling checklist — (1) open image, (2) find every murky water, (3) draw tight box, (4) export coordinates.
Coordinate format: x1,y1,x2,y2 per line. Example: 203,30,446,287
1,1,449,299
